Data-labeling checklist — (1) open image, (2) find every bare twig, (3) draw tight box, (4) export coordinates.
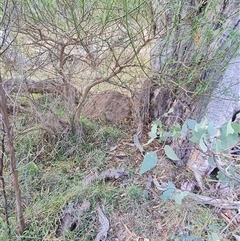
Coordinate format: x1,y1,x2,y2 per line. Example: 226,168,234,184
220,211,240,235
0,121,10,235
83,168,128,186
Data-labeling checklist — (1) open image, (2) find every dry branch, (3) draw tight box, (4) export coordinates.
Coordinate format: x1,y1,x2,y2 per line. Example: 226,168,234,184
0,122,10,235
83,168,128,186
94,204,110,241
3,78,81,97
152,177,240,210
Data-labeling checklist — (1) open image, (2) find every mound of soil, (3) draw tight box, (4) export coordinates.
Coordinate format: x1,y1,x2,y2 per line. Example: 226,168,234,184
82,90,131,122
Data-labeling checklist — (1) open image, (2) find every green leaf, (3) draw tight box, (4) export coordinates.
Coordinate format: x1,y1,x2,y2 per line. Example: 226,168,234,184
145,138,155,146
199,135,207,152
231,122,240,133
149,132,156,139
215,139,222,152
217,171,229,183
209,225,219,231
208,157,216,168
187,119,197,130
226,120,234,135
189,128,206,143
153,120,162,127
228,166,239,178
164,145,179,161
167,181,175,189
164,131,174,138
195,119,208,132
150,123,158,137
181,122,188,135
227,133,239,147
219,132,239,150
170,124,181,138
160,182,176,200
160,188,174,200
207,232,220,241
158,136,165,143
174,191,188,205
139,151,158,175
207,121,216,136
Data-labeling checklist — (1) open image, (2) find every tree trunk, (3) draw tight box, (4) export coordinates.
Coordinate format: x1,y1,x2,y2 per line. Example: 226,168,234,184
144,1,240,174
0,74,25,234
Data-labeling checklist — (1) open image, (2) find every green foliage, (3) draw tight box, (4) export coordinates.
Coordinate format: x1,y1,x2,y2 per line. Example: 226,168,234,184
207,232,220,241
160,181,176,200
174,191,189,205
168,227,204,241
140,117,240,186
160,182,188,205
22,0,150,36
164,145,180,161
170,233,203,241
139,151,158,174
1,0,239,239
168,225,221,241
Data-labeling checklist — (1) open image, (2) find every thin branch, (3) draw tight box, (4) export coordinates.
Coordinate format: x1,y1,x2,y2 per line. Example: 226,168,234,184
0,122,10,235
0,73,25,234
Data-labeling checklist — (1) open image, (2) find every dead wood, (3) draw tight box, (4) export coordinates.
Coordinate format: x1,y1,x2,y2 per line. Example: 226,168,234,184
3,78,81,103
55,169,128,237
152,177,240,210
55,200,91,237
94,204,110,241
83,168,129,186
133,131,144,155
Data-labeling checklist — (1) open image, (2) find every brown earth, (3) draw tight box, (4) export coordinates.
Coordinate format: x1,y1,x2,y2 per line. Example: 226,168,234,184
82,90,132,122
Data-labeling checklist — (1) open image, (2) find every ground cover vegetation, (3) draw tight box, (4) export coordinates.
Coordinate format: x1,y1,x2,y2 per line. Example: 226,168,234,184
0,0,239,240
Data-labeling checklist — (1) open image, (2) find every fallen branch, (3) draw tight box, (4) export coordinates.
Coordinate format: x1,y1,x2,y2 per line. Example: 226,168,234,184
83,168,128,186
55,200,91,237
94,204,109,241
152,178,240,210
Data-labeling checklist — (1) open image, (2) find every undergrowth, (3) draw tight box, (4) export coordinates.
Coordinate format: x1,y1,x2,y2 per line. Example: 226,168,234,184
0,112,234,241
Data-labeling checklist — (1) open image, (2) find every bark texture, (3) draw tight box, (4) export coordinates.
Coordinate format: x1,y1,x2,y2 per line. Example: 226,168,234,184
147,0,240,173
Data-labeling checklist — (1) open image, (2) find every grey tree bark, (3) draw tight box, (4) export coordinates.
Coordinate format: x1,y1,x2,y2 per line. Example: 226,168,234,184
147,0,240,175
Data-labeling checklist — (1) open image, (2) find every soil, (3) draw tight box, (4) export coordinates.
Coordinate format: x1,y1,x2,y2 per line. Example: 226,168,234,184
82,90,132,122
